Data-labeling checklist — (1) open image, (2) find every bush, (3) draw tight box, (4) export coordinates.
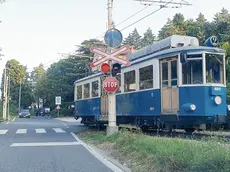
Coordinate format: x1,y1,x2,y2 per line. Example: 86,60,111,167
51,108,73,118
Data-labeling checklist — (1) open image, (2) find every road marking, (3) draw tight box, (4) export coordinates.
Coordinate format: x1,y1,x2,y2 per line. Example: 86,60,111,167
0,130,8,134
70,132,124,172
16,129,27,134
10,142,81,147
52,128,66,133
61,121,69,128
35,129,46,133
12,117,16,122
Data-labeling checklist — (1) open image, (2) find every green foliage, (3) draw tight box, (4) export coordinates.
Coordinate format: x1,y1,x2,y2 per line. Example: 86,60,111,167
5,59,25,85
1,59,34,110
37,39,104,111
51,108,73,118
31,64,46,107
141,28,156,47
157,9,230,45
123,28,142,49
80,131,230,172
43,56,91,109
76,39,104,55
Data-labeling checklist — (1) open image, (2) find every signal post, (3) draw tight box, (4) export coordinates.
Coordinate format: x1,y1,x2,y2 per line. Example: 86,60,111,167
90,40,130,135
89,0,130,135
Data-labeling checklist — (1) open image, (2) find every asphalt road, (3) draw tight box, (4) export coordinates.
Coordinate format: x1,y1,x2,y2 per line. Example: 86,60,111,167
0,116,121,172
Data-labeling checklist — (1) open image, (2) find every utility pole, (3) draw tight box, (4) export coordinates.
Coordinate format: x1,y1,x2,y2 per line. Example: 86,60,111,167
7,76,10,120
18,78,22,113
2,67,8,120
106,0,118,135
108,0,113,29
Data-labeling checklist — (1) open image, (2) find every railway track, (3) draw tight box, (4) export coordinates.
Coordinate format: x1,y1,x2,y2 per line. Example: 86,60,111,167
87,124,230,142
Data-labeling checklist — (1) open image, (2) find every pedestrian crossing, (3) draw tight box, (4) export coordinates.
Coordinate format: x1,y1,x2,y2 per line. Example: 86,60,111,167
0,128,67,135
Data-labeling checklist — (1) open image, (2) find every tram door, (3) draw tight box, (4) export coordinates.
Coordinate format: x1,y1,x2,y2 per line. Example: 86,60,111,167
160,57,178,114
100,76,108,121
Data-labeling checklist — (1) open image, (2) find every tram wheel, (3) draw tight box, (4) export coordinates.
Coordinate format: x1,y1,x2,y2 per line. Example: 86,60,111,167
184,128,195,133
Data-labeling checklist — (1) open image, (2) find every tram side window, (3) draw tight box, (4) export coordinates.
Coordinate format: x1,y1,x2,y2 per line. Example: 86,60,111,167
206,53,224,84
171,61,177,86
139,65,153,90
182,60,203,84
162,62,168,87
83,83,90,98
77,85,82,100
115,74,121,93
92,81,99,97
124,70,136,92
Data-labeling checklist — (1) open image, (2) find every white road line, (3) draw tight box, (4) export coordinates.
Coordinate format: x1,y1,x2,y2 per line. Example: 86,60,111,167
61,121,69,128
0,130,8,135
35,129,46,134
70,132,123,172
12,117,16,122
52,128,66,133
10,142,81,147
16,129,27,134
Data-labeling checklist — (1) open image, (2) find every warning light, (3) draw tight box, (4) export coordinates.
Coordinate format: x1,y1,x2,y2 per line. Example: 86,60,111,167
101,63,110,73
112,63,121,76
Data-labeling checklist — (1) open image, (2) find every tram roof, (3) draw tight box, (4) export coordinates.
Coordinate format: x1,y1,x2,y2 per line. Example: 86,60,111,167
74,46,226,84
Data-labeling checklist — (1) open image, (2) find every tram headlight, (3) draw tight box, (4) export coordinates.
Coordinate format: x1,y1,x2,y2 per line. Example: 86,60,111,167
227,105,230,111
214,96,222,105
190,104,196,111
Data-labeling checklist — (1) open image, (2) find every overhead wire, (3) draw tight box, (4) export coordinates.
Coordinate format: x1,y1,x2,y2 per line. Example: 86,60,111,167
120,0,174,31
43,1,160,68
44,0,175,69
95,0,158,39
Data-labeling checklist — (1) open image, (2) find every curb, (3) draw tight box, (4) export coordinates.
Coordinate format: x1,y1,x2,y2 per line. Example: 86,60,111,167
71,132,125,172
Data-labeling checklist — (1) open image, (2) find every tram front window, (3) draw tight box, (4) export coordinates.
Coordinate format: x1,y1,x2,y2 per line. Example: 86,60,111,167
182,59,203,84
206,53,224,84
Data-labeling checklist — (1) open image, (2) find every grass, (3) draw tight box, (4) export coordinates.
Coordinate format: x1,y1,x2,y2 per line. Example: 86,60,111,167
79,130,230,172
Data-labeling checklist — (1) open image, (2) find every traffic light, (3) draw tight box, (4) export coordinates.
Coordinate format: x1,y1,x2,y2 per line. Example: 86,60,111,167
101,63,110,74
111,63,121,77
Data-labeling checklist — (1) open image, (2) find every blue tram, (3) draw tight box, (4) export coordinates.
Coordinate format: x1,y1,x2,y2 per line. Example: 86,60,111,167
74,35,230,132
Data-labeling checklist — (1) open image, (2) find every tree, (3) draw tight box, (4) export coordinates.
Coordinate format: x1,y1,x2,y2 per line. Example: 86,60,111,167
76,39,104,56
43,56,91,109
20,78,34,109
31,64,46,108
1,59,34,111
1,60,25,104
141,28,156,47
158,19,179,40
213,8,230,43
221,42,230,81
5,59,25,85
158,13,187,40
123,28,142,49
186,13,206,45
123,33,133,46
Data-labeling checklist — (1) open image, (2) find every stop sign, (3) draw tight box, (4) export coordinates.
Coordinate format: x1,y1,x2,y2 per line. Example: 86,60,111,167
103,77,119,92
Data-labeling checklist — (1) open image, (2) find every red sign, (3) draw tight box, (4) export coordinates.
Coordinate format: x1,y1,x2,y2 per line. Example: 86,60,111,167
103,77,119,92
56,105,60,110
90,46,130,68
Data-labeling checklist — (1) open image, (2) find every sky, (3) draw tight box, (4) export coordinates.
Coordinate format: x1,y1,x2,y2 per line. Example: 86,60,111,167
0,0,229,78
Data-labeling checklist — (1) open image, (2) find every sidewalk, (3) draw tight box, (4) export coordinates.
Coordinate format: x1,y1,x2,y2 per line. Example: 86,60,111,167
56,117,82,123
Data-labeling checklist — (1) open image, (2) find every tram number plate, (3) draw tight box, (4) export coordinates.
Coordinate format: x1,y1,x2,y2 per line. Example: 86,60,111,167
214,87,221,91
